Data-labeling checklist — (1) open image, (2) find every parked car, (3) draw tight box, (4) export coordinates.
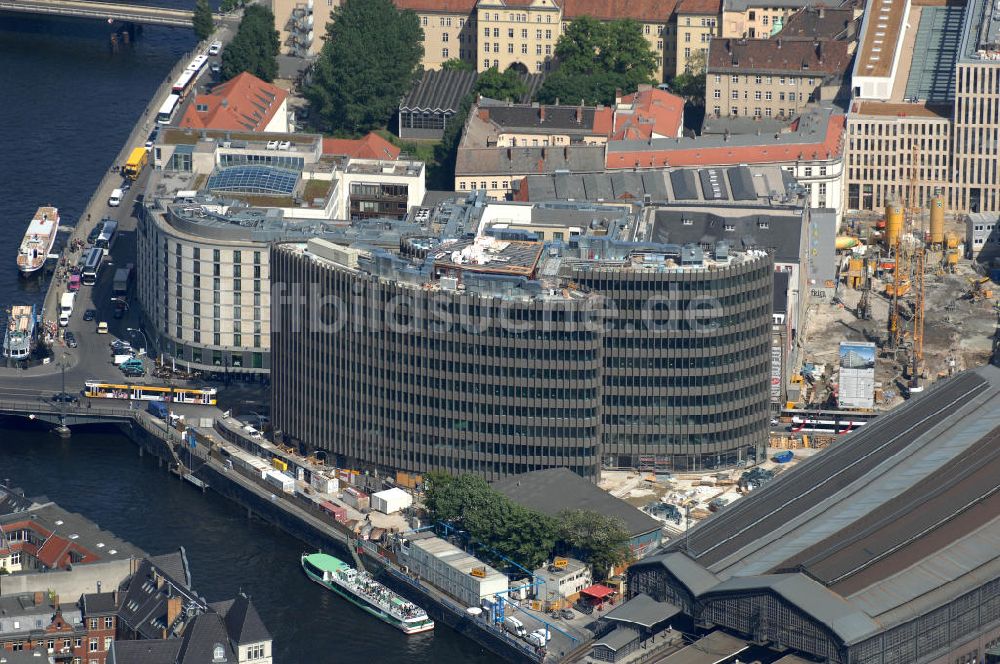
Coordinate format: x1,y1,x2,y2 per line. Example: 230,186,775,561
86,227,102,244
122,367,145,378
83,309,97,321
208,40,222,55
52,392,77,403
113,308,125,320
559,608,574,620
97,321,109,334
110,340,132,354
64,331,77,348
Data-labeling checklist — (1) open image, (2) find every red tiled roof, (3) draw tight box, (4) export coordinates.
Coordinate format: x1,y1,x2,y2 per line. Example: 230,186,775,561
393,0,477,12
322,133,402,160
177,72,287,133
591,107,614,135
35,535,73,569
606,114,845,169
562,0,676,21
612,88,684,141
676,0,720,14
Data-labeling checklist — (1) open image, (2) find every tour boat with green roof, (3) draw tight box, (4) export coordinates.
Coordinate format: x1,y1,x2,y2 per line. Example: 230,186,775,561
301,552,434,635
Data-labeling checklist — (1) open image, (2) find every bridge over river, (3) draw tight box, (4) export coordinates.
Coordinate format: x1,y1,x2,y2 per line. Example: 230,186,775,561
0,0,193,27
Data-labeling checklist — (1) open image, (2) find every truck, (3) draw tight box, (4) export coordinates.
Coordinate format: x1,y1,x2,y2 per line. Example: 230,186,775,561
503,616,526,638
122,147,149,181
264,469,294,494
59,292,75,327
147,401,169,419
112,263,133,298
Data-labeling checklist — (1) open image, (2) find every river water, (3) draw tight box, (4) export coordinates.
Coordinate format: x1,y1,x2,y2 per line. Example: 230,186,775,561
0,13,499,664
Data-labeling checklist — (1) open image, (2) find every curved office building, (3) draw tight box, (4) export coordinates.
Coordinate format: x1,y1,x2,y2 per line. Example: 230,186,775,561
569,237,774,472
271,205,774,479
271,238,605,479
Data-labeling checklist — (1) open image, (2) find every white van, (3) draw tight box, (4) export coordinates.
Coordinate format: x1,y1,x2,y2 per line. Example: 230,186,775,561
108,188,123,207
59,292,75,327
503,616,526,638
208,40,222,55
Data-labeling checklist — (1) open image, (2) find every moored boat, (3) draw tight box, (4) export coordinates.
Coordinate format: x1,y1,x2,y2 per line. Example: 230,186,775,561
301,552,434,635
17,206,60,275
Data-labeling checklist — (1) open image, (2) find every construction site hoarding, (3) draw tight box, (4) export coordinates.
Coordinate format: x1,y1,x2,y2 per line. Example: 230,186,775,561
839,342,876,409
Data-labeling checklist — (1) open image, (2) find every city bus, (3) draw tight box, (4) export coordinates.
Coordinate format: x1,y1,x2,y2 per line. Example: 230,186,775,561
95,219,118,256
156,94,181,125
171,69,197,98
122,147,149,181
80,246,104,286
84,381,218,405
186,54,209,73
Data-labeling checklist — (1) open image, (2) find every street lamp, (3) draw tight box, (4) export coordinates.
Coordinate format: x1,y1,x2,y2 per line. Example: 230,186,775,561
54,352,71,438
126,328,149,355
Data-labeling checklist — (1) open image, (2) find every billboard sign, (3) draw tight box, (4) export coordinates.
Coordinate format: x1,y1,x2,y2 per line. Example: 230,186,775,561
838,342,876,409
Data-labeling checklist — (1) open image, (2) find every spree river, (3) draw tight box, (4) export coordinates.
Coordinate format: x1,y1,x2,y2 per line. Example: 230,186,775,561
0,13,500,664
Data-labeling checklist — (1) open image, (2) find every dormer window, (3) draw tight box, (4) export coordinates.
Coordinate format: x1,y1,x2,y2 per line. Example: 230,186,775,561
213,644,226,662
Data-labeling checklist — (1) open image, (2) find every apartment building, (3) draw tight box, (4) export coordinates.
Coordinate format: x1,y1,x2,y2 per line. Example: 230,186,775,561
475,0,562,73
845,0,1000,214
674,0,721,75
561,0,678,85
269,0,336,56
721,0,821,39
706,38,850,119
397,0,479,69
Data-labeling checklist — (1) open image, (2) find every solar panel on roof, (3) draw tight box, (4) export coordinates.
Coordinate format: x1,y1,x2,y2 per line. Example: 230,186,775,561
207,166,299,195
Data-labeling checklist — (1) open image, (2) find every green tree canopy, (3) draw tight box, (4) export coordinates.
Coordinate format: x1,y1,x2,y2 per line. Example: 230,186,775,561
557,510,631,580
475,66,528,102
670,49,706,105
192,0,214,41
424,474,557,570
537,16,657,106
307,0,424,134
220,5,279,82
441,58,475,71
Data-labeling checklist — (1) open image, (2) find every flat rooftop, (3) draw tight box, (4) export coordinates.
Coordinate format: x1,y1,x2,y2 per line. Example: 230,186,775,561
856,0,907,79
959,0,1000,62
903,4,963,103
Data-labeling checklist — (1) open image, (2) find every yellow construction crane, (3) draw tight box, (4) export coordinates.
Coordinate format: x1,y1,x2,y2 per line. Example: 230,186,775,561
912,143,925,370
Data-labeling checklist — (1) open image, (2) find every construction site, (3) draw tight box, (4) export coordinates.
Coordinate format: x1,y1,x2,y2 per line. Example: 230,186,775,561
798,189,1000,413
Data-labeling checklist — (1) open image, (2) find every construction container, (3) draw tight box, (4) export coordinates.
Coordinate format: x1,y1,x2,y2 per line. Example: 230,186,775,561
395,471,423,490
885,200,904,248
947,251,960,265
929,191,945,245
371,487,413,514
272,457,288,472
342,487,369,511
320,501,347,522
264,469,294,493
310,473,339,494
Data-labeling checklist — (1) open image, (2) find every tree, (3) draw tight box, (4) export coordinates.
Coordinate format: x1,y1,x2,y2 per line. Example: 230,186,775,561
307,0,424,133
220,5,279,82
537,17,657,106
424,473,558,570
670,50,706,104
192,0,214,41
219,0,244,14
441,58,475,71
557,510,631,579
475,66,528,102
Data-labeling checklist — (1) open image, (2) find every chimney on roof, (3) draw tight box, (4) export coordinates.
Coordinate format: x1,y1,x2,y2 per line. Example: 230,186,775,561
478,108,490,121
542,147,547,160
507,147,512,160
166,597,182,632
777,38,782,50
540,105,546,122
34,591,43,606
221,98,228,108
564,146,569,159
816,41,823,63
576,105,583,123
819,6,825,18
615,88,623,105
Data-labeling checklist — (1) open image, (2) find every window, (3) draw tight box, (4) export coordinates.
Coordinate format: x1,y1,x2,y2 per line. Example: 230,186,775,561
421,16,427,26
713,105,720,115
507,43,513,53
104,637,113,651
483,27,489,36
545,29,551,39
521,28,527,38
644,24,650,34
765,108,772,117
442,48,449,58
713,89,721,99
89,639,98,653
684,32,691,42
714,74,721,83
508,28,513,37
779,92,785,101
765,91,772,100
788,92,796,101
104,617,113,629
657,39,663,50
536,44,542,54
536,29,542,39
754,90,761,100
731,90,738,99
808,77,815,86
804,167,813,177
521,43,527,54
779,76,786,85
762,16,769,25
90,619,98,630
492,27,499,37
731,74,738,83
442,32,449,42
684,47,691,58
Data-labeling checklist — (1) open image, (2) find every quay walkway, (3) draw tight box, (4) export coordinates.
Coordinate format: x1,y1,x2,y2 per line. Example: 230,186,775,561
0,0,193,27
